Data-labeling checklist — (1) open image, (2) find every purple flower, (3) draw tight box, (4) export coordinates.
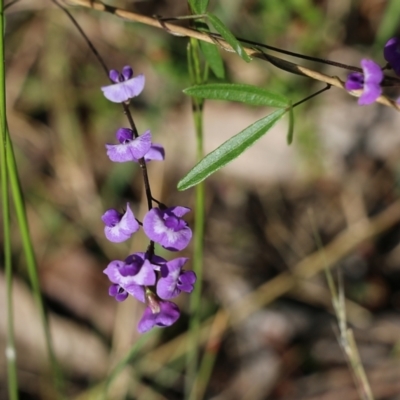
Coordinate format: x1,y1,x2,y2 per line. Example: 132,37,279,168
108,284,129,302
101,203,139,243
143,206,192,251
345,59,383,105
103,253,162,302
105,128,165,163
106,129,152,162
157,257,196,299
101,66,145,103
143,143,165,162
138,294,180,333
384,37,400,76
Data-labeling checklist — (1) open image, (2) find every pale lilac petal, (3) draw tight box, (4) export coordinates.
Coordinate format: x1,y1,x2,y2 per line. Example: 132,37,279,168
103,260,126,284
118,204,140,234
157,258,195,299
138,307,157,333
125,284,146,303
130,259,156,286
144,144,165,162
137,301,180,333
103,204,139,243
104,225,132,242
170,206,191,218
358,83,382,105
361,59,383,85
101,74,145,103
143,208,192,251
345,60,383,106
106,131,152,162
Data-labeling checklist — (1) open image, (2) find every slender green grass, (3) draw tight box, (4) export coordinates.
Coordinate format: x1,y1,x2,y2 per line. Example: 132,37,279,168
0,19,63,398
0,1,19,398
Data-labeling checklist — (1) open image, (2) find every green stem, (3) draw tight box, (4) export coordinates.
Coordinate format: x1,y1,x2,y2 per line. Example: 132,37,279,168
0,2,19,399
185,37,206,399
6,132,64,397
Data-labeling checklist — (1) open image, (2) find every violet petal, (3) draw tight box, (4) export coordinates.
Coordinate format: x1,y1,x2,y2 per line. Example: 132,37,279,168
101,74,145,103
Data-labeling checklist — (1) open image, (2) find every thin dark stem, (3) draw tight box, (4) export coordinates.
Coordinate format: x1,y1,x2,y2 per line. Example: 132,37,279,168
54,0,155,211
52,0,109,76
121,103,153,210
202,31,400,84
291,84,331,109
212,33,363,73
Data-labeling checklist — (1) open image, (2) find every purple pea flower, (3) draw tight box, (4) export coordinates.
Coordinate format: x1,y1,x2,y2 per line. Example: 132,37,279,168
108,284,129,302
101,66,145,103
157,257,196,299
384,37,400,76
143,143,165,162
104,253,163,302
138,292,180,333
345,59,383,105
101,203,139,243
106,128,152,162
143,206,192,251
105,128,165,163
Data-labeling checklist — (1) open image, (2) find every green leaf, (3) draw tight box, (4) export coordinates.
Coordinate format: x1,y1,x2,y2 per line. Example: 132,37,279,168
206,13,251,63
178,109,286,190
199,41,225,79
189,0,209,14
184,83,288,108
287,102,295,144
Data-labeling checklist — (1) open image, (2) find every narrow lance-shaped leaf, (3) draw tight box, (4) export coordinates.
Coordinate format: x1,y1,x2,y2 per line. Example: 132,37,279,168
178,109,286,190
287,101,295,145
206,12,251,63
189,0,209,14
184,83,288,108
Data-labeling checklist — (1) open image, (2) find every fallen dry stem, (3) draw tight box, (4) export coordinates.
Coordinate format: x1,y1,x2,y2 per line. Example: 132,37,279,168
67,0,400,110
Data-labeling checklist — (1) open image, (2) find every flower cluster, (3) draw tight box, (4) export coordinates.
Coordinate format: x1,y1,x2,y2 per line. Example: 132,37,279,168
345,37,400,105
101,66,196,333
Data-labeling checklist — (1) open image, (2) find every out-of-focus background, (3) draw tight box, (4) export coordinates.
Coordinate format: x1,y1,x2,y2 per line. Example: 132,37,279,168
2,0,400,399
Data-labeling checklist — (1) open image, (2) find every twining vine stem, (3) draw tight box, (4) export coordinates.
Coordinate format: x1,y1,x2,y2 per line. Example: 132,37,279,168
65,0,400,111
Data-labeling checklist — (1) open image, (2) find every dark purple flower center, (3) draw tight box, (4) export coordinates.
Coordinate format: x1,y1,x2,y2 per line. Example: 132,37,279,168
102,209,122,227
116,128,134,143
109,284,128,301
120,255,143,276
164,215,187,231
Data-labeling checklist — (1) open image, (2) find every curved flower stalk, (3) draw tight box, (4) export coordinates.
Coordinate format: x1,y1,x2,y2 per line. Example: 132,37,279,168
100,66,196,333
